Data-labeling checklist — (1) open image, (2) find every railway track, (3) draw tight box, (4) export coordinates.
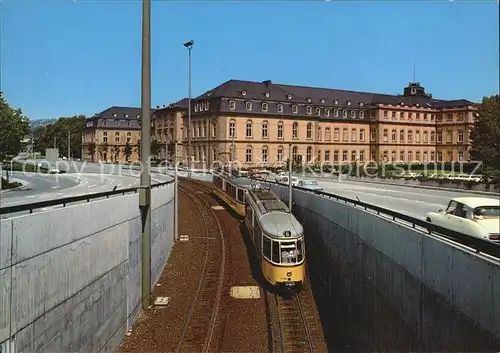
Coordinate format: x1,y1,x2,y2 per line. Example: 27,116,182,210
273,292,316,353
174,180,226,353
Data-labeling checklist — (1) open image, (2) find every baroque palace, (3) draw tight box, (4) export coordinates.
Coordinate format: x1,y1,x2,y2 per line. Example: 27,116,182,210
182,79,477,167
83,79,478,166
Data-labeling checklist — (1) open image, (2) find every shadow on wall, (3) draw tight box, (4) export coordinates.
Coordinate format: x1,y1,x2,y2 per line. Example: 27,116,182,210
296,204,500,352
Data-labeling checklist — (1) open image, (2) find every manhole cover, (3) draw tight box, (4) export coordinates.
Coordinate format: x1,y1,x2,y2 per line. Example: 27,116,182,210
154,297,170,306
230,286,261,299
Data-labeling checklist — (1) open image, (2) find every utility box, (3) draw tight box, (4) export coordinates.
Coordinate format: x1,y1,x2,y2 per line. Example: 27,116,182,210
138,186,151,207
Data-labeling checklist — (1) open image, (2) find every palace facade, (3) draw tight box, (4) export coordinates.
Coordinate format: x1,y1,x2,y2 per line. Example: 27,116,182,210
183,79,478,167
82,106,148,163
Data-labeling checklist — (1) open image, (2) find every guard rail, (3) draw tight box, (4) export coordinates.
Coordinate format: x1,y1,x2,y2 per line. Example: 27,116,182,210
0,180,173,215
263,180,500,259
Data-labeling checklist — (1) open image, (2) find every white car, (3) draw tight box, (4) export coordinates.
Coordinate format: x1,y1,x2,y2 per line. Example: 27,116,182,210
426,197,500,243
297,179,323,191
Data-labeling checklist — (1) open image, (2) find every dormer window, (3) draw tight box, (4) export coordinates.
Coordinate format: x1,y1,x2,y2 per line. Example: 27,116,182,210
205,102,210,111
103,120,108,126
128,121,132,127
400,102,404,106
307,97,312,103
241,90,247,96
416,103,420,107
347,100,351,106
320,99,325,104
334,99,339,105
315,108,321,116
359,111,365,118
116,120,119,126
306,106,312,115
113,113,117,117
245,101,252,111
195,104,199,112
359,102,364,107
292,105,298,114
228,100,236,110
287,94,292,100
411,88,416,94
136,114,140,118
125,114,128,118
277,104,283,113
265,92,270,98
262,102,268,112
325,109,330,117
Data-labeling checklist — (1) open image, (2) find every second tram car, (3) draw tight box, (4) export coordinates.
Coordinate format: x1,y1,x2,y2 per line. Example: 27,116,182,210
244,184,305,292
212,169,252,217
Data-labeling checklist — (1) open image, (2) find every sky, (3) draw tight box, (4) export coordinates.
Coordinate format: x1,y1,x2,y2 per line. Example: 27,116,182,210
1,0,498,120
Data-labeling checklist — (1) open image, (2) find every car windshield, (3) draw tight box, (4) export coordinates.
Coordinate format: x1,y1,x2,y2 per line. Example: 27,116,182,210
304,180,318,185
474,206,500,219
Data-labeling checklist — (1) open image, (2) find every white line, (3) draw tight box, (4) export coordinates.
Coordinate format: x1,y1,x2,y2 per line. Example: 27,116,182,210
88,185,96,189
52,186,60,189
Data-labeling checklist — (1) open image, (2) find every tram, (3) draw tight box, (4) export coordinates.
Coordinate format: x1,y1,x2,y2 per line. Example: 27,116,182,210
212,168,252,217
244,183,305,292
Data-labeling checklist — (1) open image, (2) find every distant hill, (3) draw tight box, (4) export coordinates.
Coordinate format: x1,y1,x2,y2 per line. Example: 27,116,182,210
30,118,57,129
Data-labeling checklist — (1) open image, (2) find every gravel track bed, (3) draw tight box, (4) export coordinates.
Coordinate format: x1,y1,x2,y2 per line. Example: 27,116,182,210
117,189,206,353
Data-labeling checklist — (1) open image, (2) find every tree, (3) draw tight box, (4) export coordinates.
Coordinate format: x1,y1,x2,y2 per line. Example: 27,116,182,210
97,143,109,161
31,115,85,158
470,95,500,181
151,139,162,159
124,141,132,162
87,142,96,162
113,145,121,162
0,93,30,163
135,139,141,159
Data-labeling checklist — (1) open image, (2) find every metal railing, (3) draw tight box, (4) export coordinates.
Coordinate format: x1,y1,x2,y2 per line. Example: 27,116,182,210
0,180,173,215
264,180,500,259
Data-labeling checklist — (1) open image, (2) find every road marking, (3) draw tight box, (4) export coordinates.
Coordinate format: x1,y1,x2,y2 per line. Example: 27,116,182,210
52,186,60,189
88,184,96,189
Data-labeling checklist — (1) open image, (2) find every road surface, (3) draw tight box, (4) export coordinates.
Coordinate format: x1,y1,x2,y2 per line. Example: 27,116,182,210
310,179,500,220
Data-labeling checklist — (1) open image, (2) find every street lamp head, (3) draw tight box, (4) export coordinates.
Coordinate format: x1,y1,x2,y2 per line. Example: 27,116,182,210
183,40,194,49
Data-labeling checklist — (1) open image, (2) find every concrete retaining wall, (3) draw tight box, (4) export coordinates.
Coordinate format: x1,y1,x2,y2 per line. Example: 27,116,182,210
270,184,500,351
0,184,174,353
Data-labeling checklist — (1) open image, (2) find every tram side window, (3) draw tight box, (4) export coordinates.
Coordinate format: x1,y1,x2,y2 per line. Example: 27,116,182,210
263,236,271,260
227,184,237,198
238,189,245,202
272,240,280,263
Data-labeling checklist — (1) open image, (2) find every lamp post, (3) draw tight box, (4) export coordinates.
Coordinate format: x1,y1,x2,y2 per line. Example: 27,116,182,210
183,40,194,178
174,139,179,241
139,0,152,311
288,143,292,212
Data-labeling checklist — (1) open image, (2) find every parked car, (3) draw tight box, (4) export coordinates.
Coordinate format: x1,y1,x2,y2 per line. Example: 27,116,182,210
297,179,323,191
426,197,500,243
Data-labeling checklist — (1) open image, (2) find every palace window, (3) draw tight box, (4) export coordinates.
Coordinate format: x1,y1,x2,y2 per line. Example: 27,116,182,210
277,146,283,162
292,105,298,114
306,106,312,115
245,101,252,111
351,129,357,142
277,104,283,113
306,146,312,162
342,128,348,141
458,130,464,143
228,100,236,110
306,123,312,139
262,102,268,112
262,146,268,163
229,120,236,138
292,122,299,139
246,120,253,138
246,146,252,163
391,130,397,142
262,121,268,138
325,128,331,141
333,128,339,141
359,129,365,141
277,122,283,138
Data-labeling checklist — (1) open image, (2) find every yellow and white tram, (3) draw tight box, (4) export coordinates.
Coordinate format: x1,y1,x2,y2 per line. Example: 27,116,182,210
212,169,252,217
244,184,306,292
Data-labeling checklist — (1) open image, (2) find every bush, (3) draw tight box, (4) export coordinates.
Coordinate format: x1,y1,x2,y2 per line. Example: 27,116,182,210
1,177,22,190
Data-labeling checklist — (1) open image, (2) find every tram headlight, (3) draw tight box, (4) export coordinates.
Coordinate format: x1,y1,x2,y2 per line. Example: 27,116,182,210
286,271,292,277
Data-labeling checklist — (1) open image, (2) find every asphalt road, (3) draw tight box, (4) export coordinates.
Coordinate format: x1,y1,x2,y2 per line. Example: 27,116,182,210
309,179,500,220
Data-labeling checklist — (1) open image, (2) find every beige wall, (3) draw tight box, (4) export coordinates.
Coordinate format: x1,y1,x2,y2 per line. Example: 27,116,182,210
153,109,184,161
82,128,141,163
